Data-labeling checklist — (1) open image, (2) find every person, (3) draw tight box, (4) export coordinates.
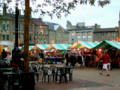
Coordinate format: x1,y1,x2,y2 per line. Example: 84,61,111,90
11,50,23,70
77,51,84,68
0,49,9,67
1,49,7,59
6,52,12,65
99,50,110,76
65,52,69,66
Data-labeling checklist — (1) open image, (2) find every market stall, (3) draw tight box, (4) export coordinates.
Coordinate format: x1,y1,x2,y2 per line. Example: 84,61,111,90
45,44,71,64
93,40,120,68
32,44,49,50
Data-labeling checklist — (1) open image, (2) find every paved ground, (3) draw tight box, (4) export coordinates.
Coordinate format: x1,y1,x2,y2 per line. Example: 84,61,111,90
35,64,120,90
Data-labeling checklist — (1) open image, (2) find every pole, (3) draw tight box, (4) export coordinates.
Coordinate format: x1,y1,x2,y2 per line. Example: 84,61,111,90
15,6,19,48
12,4,19,59
24,0,29,72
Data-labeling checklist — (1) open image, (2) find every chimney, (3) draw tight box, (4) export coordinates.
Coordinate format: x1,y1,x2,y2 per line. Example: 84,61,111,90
66,21,72,29
94,23,100,29
3,3,7,15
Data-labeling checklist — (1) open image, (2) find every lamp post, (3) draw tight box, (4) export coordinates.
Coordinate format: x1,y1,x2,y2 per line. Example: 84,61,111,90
13,3,19,50
12,3,20,67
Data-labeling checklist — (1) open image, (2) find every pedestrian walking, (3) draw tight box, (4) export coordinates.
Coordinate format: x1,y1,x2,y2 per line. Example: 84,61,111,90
99,50,110,76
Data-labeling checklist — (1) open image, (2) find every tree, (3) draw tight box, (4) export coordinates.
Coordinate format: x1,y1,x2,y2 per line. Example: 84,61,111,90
0,0,110,72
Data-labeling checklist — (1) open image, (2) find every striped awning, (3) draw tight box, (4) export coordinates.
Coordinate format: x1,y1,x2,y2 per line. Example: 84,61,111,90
46,44,71,50
32,44,49,50
93,40,120,49
19,45,34,51
29,46,34,50
68,41,98,49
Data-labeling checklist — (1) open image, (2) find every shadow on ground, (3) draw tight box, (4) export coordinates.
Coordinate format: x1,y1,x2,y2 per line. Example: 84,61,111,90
35,79,113,90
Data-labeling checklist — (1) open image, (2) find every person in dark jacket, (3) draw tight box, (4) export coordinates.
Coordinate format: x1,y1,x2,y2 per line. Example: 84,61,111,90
65,52,69,66
1,49,7,59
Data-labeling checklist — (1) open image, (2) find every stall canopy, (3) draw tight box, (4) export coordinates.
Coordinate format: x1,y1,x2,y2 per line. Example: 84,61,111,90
32,44,49,50
68,41,98,49
93,40,120,49
46,44,71,50
21,45,34,50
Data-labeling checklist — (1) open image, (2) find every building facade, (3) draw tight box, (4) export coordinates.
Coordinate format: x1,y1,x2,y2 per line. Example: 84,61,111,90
93,25,119,42
45,22,69,44
66,21,94,44
0,4,49,45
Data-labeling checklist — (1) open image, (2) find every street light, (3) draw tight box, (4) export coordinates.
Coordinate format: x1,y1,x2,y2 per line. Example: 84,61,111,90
12,2,20,68
12,3,19,50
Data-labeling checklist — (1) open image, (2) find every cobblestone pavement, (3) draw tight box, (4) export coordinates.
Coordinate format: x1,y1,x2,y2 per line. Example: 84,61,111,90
35,64,120,90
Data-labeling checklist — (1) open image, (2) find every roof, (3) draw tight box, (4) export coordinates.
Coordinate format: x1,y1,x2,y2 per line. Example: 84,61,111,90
45,22,65,31
45,22,59,30
94,27,118,33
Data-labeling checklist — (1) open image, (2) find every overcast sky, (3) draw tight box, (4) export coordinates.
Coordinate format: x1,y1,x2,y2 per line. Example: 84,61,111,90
34,0,120,29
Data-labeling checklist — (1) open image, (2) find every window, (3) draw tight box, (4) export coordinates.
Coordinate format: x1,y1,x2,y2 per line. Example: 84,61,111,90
72,33,74,36
77,33,80,36
105,33,110,36
82,32,86,36
88,32,91,36
7,24,10,30
95,33,99,37
101,33,104,37
21,24,24,31
2,35,5,40
44,29,46,35
12,23,15,31
111,32,115,36
6,35,9,40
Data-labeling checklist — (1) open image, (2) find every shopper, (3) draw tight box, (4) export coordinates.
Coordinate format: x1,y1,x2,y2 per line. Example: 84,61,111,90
99,50,110,76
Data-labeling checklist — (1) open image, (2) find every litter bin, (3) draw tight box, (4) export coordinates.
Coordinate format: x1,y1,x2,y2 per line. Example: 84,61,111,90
22,72,35,90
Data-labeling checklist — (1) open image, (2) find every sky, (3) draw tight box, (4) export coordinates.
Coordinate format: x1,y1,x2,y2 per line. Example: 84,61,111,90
34,0,120,29
0,0,119,29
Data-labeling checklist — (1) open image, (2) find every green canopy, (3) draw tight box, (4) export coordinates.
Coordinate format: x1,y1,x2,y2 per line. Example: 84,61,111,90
68,41,98,49
93,40,120,49
46,44,71,50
